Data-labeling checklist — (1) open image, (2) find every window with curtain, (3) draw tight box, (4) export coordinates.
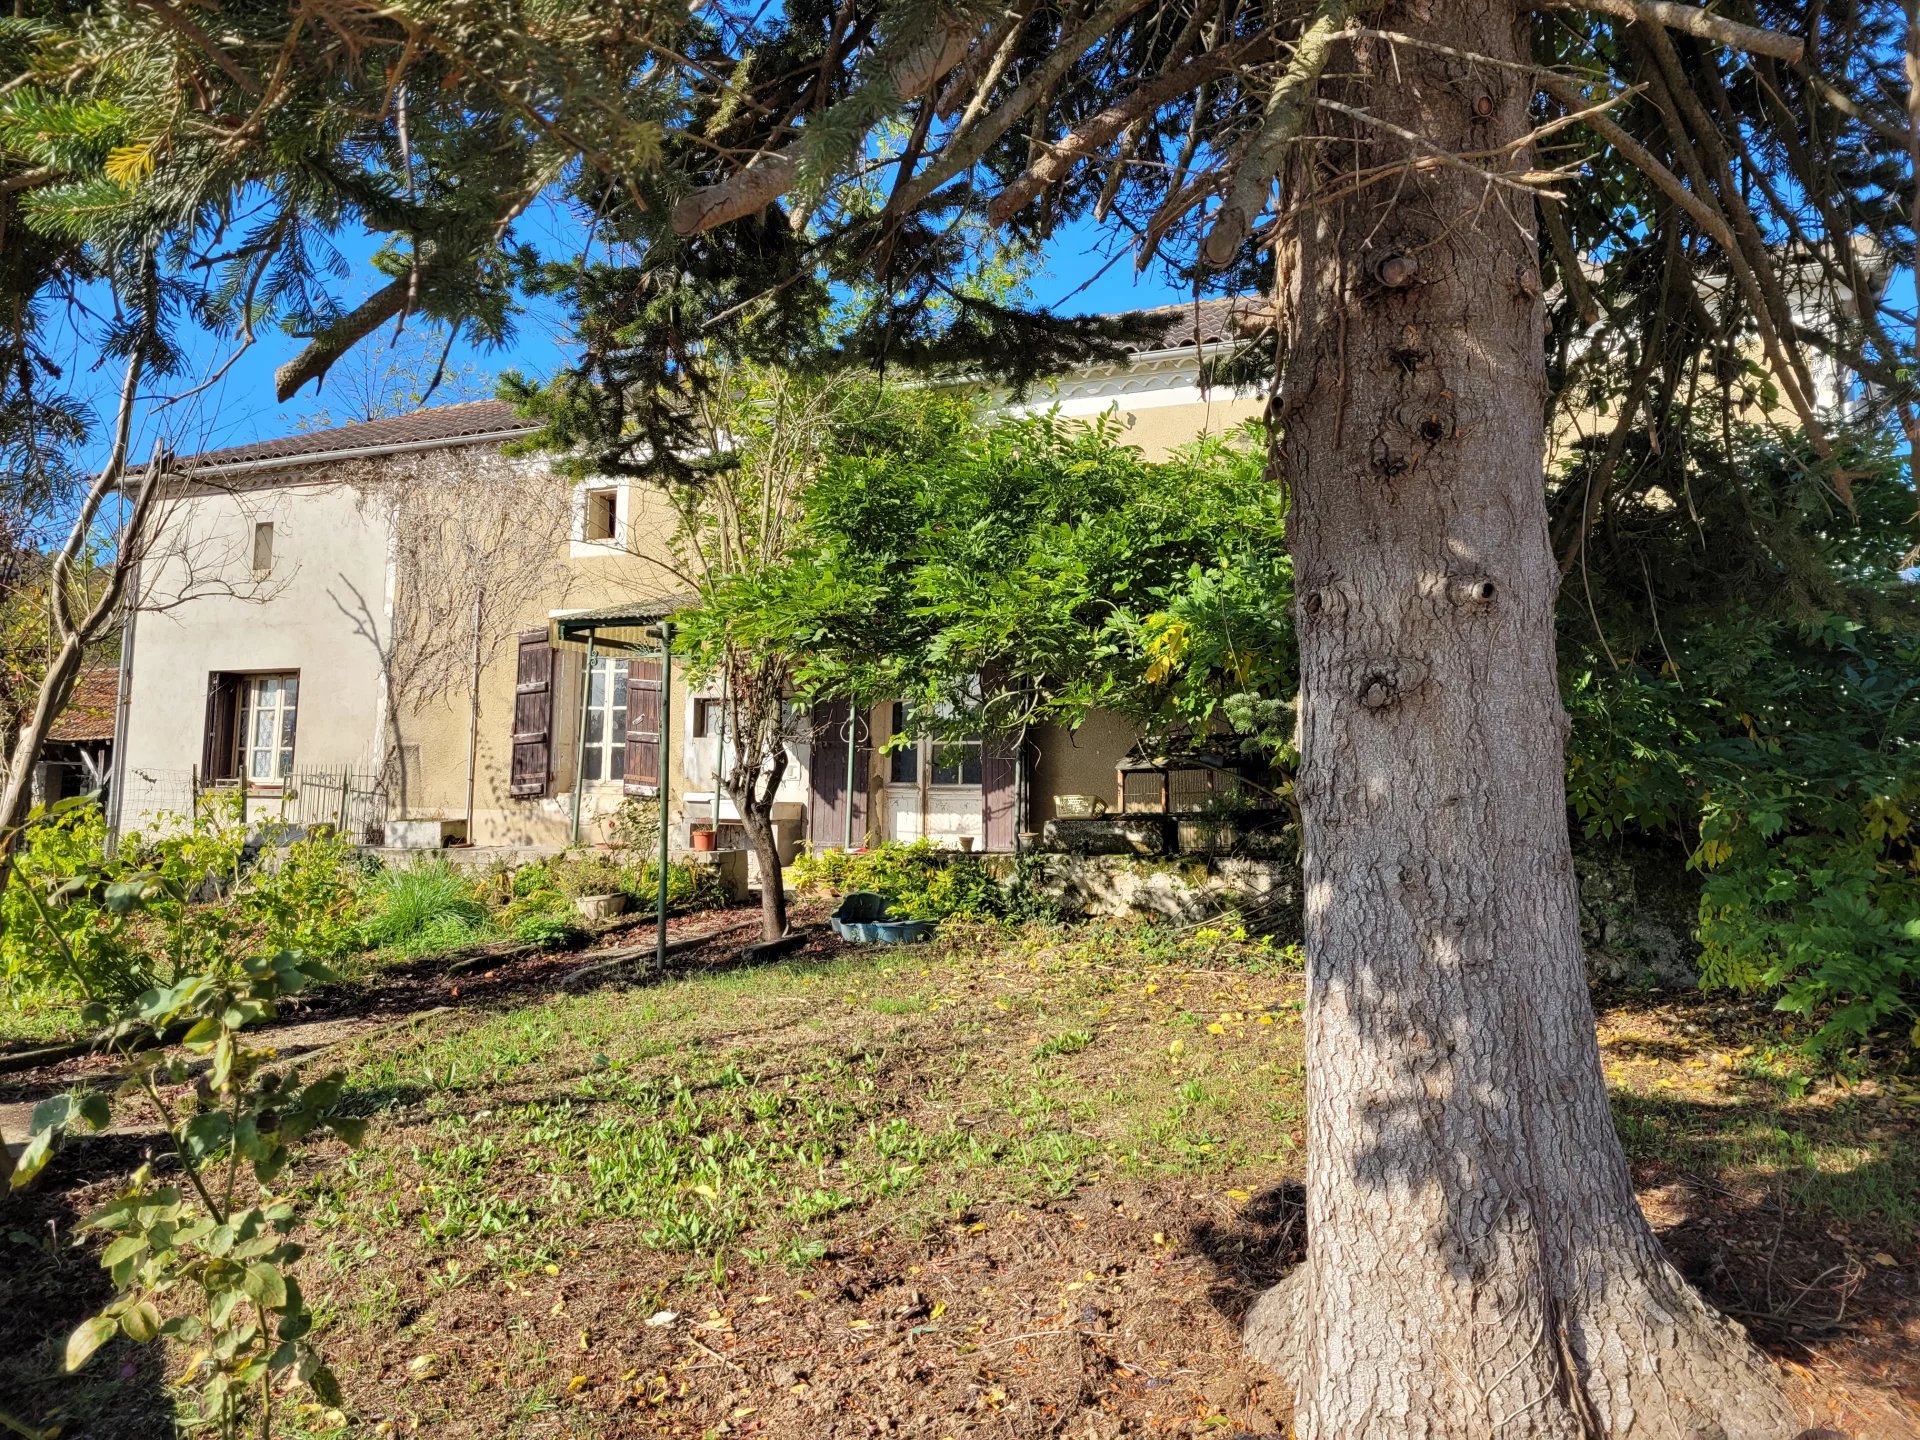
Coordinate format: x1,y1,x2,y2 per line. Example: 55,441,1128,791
234,673,299,782
582,655,630,781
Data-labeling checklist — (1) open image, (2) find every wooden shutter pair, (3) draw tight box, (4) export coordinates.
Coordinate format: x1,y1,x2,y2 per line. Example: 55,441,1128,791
624,659,663,794
509,632,554,797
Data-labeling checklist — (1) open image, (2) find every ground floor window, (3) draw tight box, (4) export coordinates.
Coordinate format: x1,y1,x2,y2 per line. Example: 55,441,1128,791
582,655,629,781
211,671,298,783
887,701,981,787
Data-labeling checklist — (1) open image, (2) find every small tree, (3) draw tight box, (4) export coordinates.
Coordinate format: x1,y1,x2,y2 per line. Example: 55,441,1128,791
750,411,1295,773
665,368,919,940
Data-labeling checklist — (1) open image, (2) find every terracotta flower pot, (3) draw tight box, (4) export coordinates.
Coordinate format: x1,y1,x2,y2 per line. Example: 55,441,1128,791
690,828,718,853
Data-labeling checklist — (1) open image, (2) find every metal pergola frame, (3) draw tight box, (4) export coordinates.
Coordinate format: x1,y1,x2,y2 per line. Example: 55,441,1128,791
550,602,686,974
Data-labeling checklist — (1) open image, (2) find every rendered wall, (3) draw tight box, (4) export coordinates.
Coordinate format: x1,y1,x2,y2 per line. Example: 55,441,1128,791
119,478,395,828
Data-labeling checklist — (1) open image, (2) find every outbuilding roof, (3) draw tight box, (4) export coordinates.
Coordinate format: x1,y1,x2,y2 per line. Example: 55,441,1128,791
47,666,119,743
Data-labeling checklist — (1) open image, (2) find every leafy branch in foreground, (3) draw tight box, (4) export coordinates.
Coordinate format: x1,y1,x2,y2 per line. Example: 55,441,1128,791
12,848,367,1437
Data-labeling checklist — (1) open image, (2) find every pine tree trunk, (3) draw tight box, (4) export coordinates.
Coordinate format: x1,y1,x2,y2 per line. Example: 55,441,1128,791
1243,6,1800,1436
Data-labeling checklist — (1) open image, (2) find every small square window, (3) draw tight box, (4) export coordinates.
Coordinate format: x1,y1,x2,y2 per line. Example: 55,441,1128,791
692,697,719,738
584,489,618,542
252,522,274,574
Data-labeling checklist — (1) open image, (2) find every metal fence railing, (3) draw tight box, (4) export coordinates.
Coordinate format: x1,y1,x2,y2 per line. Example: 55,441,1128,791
118,766,391,846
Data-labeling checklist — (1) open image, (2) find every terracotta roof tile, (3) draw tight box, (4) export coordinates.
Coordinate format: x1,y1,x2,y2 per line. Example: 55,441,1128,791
47,666,118,743
1114,296,1273,354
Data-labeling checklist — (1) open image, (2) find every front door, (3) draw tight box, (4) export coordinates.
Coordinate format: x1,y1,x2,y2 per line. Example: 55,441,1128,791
881,702,984,848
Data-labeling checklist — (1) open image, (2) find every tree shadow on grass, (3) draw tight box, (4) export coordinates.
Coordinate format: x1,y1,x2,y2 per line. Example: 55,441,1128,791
1185,1087,1919,1428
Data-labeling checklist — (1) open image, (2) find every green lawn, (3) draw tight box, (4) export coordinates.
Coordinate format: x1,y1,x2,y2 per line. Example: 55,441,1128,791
4,916,1915,1438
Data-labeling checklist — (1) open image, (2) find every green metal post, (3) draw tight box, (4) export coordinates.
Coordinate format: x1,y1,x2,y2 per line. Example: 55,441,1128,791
843,708,857,850
570,633,596,845
655,623,674,975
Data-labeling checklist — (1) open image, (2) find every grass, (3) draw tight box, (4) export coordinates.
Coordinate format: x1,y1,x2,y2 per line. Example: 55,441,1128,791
359,859,495,955
4,916,1916,1437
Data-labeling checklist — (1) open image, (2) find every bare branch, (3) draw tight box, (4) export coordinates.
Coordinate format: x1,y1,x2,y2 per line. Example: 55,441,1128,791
1202,0,1366,268
1532,0,1803,63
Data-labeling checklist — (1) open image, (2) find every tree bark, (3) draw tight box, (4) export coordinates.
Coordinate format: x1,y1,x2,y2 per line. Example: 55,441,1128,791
740,803,789,942
1244,6,1799,1436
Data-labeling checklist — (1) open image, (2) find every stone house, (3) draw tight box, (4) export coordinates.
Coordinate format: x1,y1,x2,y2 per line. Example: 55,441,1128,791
112,300,1268,859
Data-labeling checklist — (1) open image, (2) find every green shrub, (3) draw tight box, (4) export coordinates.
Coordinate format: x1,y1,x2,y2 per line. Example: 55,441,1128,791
792,839,1007,922
360,859,492,954
3,803,154,1006
245,827,369,959
501,886,584,948
550,850,631,901
509,861,555,898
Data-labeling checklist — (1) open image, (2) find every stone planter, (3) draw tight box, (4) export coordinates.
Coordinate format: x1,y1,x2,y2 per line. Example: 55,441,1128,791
573,893,629,922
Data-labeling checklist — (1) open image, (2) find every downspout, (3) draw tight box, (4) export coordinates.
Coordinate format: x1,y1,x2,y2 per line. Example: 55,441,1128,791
570,632,595,844
463,585,484,843
104,558,140,857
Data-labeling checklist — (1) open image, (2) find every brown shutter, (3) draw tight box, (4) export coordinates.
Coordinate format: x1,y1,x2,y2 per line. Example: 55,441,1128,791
509,631,554,798
623,658,662,794
807,701,869,848
981,732,1018,852
203,673,238,780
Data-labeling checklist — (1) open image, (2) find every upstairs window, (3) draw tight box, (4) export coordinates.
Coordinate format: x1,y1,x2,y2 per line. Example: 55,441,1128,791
252,522,274,575
584,488,619,543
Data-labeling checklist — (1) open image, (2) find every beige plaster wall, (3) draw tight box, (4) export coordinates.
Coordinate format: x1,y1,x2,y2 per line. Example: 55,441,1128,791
1028,710,1140,825
386,474,692,849
121,478,395,828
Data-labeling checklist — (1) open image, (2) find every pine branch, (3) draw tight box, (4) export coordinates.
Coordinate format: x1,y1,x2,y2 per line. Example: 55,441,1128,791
1532,0,1804,63
132,0,265,96
273,273,414,402
887,0,1158,220
1201,0,1371,269
672,15,980,237
988,35,1269,225
1534,72,1737,250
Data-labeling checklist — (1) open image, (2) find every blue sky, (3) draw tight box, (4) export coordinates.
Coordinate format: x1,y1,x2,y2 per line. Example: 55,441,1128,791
56,208,1198,467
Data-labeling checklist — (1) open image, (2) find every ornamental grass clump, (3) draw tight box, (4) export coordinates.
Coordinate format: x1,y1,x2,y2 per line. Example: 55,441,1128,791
358,859,491,955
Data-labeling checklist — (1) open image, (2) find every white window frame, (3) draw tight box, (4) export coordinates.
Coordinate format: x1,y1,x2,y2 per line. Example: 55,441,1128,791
234,673,299,784
887,700,982,790
581,654,629,782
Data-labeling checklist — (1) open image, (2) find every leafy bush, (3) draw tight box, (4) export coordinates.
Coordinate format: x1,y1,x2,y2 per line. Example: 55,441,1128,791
14,906,363,1435
3,802,156,1005
606,796,661,858
3,795,367,1019
501,886,584,948
792,840,1008,922
244,827,370,959
359,859,492,954
1562,428,1920,1053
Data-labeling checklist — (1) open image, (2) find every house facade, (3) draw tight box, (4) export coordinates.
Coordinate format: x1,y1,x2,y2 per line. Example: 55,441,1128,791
114,300,1266,856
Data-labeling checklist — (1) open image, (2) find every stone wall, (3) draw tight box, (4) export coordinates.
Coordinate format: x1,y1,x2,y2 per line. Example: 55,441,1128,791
1019,836,1704,988
1020,853,1302,937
